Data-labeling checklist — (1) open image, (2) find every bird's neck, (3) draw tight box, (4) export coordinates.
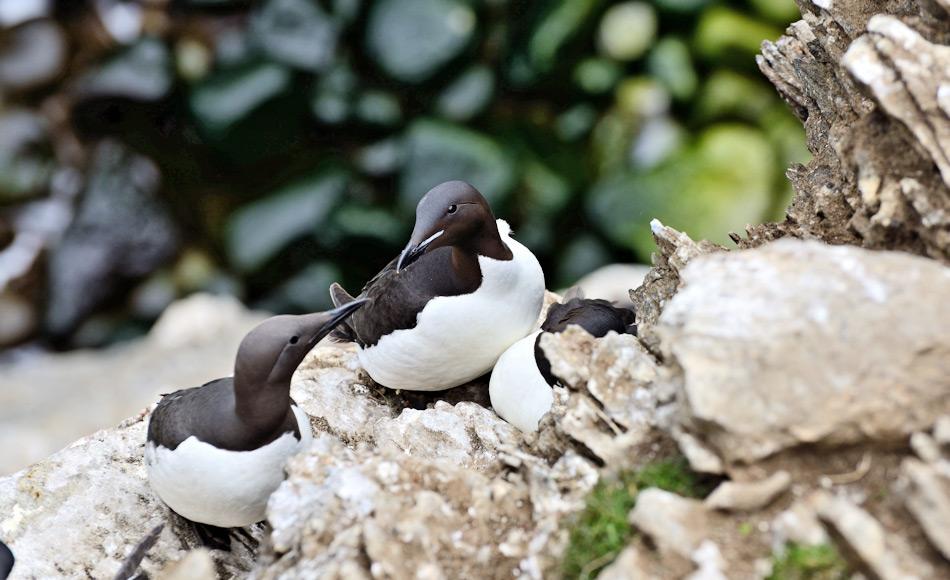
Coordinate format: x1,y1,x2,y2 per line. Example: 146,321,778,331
233,373,292,432
466,222,512,261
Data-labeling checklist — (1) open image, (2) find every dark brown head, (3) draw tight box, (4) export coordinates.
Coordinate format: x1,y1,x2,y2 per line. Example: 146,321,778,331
234,299,368,388
397,181,507,271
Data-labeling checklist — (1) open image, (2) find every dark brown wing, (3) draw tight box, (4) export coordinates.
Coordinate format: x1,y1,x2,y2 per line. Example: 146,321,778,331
147,378,301,452
541,298,636,336
342,247,481,347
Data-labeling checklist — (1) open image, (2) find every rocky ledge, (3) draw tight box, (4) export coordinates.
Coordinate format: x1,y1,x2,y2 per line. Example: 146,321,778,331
2,224,948,579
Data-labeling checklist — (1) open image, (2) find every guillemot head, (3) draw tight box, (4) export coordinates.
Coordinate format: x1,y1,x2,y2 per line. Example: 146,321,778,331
397,181,505,271
234,299,368,386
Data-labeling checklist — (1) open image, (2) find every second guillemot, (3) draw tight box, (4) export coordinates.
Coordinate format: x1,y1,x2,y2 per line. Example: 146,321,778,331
330,181,545,391
490,294,636,432
145,300,367,550
0,540,12,580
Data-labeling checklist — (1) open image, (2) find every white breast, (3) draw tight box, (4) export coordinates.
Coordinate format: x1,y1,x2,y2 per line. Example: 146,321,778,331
358,220,545,391
145,405,312,528
489,331,554,432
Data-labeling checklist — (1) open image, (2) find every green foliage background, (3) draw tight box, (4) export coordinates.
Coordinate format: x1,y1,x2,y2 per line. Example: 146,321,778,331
0,0,807,346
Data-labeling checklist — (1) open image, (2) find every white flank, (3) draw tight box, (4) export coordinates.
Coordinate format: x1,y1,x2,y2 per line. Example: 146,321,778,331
145,405,312,527
489,331,553,432
359,219,545,391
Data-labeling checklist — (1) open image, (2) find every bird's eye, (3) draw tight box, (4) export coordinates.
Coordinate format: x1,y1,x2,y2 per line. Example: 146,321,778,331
447,204,458,214
289,336,299,345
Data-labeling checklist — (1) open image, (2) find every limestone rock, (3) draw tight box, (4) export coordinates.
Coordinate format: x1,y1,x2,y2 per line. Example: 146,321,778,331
812,491,928,580
538,326,670,466
629,489,710,566
630,220,724,332
660,240,950,464
0,414,254,579
256,433,598,579
843,16,950,191
373,400,520,470
900,458,950,560
771,501,828,549
157,549,216,580
704,471,791,512
598,544,658,580
748,1,950,262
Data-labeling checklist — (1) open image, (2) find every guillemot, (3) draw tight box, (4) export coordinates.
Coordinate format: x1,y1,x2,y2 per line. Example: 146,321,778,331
145,300,367,550
330,181,545,391
0,539,12,580
489,294,636,432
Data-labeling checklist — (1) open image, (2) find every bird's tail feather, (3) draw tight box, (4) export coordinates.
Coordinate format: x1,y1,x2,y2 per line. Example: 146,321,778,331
328,283,358,342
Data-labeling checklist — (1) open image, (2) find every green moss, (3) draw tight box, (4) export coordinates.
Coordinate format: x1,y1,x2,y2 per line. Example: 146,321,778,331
561,458,710,579
768,544,850,580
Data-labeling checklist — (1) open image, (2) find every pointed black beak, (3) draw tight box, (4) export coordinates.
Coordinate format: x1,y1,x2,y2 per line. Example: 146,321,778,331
396,229,444,272
304,298,370,347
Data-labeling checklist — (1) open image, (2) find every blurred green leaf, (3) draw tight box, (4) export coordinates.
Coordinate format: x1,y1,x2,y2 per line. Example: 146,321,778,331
597,2,657,61
355,137,405,176
310,61,357,124
696,69,775,122
355,90,402,126
574,57,622,94
647,37,697,100
260,261,343,312
334,204,405,244
73,38,171,102
616,77,670,118
528,0,601,73
695,7,783,60
190,61,292,137
524,161,571,215
366,0,475,83
556,104,598,141
226,169,347,272
653,0,711,13
0,110,52,201
558,234,611,287
436,65,494,122
588,124,775,257
748,0,800,24
400,119,516,211
250,0,340,73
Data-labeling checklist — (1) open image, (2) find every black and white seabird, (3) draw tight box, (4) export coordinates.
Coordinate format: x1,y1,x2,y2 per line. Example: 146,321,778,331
489,294,636,432
330,181,545,391
145,300,367,549
0,539,13,580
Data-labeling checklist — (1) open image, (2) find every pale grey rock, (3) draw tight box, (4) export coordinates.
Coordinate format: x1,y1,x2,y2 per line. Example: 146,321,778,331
373,400,520,470
812,491,928,580
599,544,658,580
771,501,828,549
0,414,254,579
687,541,727,580
900,458,950,560
672,427,724,475
539,326,668,466
291,341,393,444
0,293,266,475
255,434,597,579
911,432,943,464
660,240,950,464
705,471,791,512
629,489,710,565
157,549,216,580
933,416,950,447
843,16,950,189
